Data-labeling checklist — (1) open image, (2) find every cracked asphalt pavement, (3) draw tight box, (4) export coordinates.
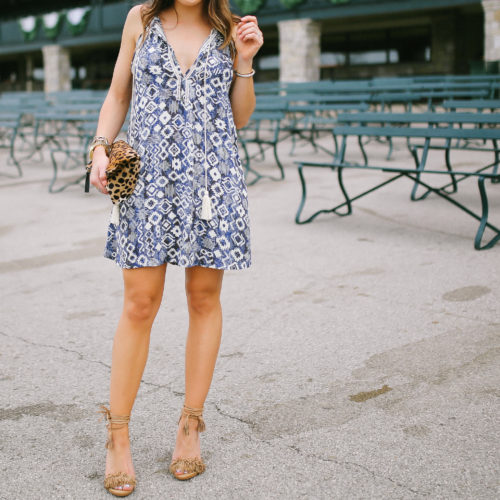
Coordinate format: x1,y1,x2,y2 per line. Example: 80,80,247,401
1,133,499,499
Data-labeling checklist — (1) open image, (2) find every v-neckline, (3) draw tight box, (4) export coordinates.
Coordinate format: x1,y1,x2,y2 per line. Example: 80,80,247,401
155,16,216,78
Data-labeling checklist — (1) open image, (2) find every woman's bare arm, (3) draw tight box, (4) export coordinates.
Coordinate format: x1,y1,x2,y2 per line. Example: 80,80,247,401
90,5,143,194
229,16,263,129
230,52,256,129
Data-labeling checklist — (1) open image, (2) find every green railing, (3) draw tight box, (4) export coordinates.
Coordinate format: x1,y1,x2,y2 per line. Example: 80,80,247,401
0,1,134,56
231,0,479,22
0,0,480,56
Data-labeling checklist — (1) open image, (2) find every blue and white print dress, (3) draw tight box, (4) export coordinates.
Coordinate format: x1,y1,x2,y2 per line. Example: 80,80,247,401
104,17,251,270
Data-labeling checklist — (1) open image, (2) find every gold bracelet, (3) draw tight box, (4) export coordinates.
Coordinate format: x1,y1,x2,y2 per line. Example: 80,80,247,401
234,69,255,78
88,136,111,161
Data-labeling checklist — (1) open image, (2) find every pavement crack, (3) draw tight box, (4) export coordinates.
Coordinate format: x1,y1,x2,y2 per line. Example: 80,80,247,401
212,402,262,444
287,443,336,463
0,330,174,392
213,402,253,427
139,380,182,393
0,329,111,370
286,443,428,497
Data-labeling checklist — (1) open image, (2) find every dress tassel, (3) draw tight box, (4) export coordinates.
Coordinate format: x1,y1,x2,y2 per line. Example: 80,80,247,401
201,192,212,221
110,204,120,225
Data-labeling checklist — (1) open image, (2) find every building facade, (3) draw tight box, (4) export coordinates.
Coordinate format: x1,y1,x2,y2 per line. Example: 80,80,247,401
0,0,496,91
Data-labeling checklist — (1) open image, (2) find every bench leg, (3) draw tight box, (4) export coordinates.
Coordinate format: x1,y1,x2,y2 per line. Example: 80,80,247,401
409,139,431,201
475,176,500,250
239,139,264,186
1,128,22,178
492,139,499,184
295,162,404,224
404,172,500,250
240,137,286,186
49,149,87,193
332,132,339,158
386,136,394,161
358,136,368,166
294,129,336,157
295,163,340,224
290,131,298,156
10,128,23,177
295,162,314,224
289,128,319,156
310,125,320,153
256,141,266,161
273,141,285,181
335,167,352,216
252,127,265,162
443,138,458,194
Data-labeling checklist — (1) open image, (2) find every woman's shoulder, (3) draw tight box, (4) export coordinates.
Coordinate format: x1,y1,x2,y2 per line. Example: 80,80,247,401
123,4,146,45
126,4,144,25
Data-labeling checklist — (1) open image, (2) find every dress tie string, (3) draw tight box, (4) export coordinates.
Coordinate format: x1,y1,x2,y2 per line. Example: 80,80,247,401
176,78,182,101
200,53,212,221
168,31,213,221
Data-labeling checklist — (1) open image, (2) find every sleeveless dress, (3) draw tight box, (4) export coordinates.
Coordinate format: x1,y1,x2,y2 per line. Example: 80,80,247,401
104,17,251,270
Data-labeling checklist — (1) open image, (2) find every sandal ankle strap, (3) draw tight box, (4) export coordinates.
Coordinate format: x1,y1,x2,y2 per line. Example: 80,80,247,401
98,405,130,449
178,405,206,436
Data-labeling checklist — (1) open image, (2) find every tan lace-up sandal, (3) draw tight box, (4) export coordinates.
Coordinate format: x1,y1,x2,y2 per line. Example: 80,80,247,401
169,405,207,480
99,405,137,497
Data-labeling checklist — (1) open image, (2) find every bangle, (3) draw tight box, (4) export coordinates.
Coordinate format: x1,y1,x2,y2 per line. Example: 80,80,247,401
88,136,111,161
234,69,255,78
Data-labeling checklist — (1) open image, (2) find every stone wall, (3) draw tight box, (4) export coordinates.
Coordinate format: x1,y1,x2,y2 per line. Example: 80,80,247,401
41,45,71,93
278,18,321,82
483,0,500,61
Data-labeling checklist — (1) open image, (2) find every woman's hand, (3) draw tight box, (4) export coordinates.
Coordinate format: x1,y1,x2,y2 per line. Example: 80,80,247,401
234,16,263,64
90,147,110,195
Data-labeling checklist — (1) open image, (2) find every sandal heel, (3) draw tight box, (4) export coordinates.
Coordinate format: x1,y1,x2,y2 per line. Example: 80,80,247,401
99,405,136,496
169,405,206,481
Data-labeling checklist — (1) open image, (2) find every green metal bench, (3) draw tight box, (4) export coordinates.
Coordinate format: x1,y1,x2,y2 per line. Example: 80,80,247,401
239,101,371,184
48,120,128,193
32,111,100,160
283,93,372,104
443,99,500,111
0,112,22,177
48,124,94,193
295,125,500,250
335,111,500,194
285,103,369,156
238,111,287,185
370,89,490,111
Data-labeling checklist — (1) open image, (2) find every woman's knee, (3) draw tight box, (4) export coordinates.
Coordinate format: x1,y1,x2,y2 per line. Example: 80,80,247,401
124,291,161,323
186,285,221,317
122,266,166,323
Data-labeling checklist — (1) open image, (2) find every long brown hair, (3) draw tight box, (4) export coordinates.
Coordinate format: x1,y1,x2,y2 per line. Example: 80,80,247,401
140,1,239,57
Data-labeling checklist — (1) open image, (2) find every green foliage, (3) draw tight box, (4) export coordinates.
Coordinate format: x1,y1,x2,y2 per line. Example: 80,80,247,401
233,0,265,14
42,13,62,40
18,8,91,41
66,8,91,36
18,16,38,42
279,0,305,8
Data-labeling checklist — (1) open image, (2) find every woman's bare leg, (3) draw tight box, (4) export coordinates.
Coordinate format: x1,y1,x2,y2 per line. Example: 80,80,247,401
106,264,167,491
171,266,224,470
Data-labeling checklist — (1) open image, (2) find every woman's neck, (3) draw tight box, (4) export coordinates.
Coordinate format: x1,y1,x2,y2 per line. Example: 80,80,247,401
169,2,205,26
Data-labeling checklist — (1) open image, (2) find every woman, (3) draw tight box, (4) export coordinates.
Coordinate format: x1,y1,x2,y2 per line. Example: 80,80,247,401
89,0,262,495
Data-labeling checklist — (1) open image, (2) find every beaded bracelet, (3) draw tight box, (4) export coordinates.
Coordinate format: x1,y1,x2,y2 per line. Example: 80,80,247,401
88,136,111,161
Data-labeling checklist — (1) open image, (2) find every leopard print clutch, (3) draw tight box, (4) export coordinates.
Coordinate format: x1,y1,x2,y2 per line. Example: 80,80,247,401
105,140,140,205
84,140,140,204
